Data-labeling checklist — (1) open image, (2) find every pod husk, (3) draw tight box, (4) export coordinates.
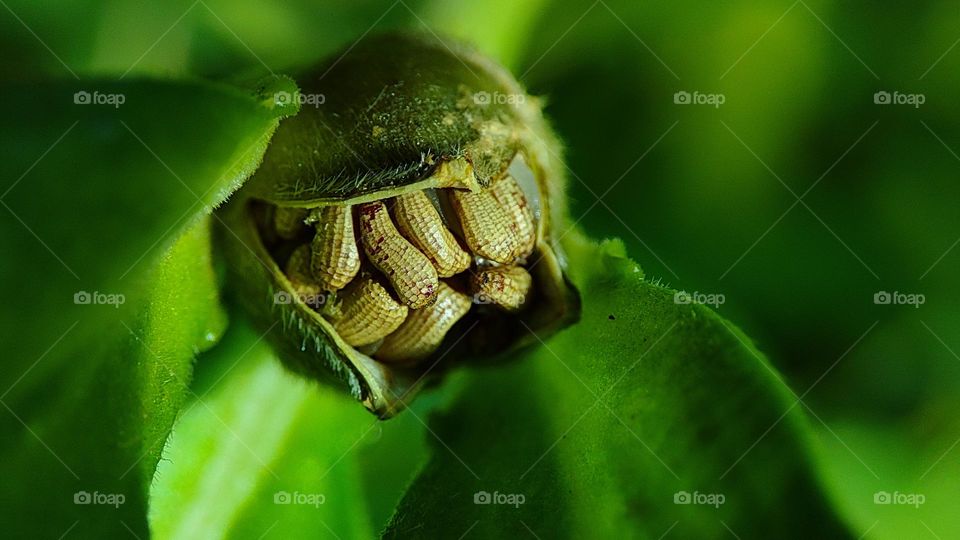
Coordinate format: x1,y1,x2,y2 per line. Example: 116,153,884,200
217,32,579,418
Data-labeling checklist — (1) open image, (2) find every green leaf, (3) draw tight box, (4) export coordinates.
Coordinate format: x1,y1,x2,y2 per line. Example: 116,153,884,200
383,232,851,539
149,320,434,539
0,76,294,537
815,417,960,539
420,0,551,69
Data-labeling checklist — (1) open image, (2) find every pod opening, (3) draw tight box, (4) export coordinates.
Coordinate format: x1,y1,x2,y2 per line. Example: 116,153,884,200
249,155,562,368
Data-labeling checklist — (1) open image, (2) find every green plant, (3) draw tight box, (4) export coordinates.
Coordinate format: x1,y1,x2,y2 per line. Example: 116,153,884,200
4,1,958,538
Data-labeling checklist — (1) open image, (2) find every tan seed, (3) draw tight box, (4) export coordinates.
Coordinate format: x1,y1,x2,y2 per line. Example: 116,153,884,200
273,206,309,239
394,191,471,277
376,282,472,363
357,201,439,309
284,244,321,299
332,277,408,347
309,205,361,291
471,265,532,312
491,175,536,259
449,186,521,264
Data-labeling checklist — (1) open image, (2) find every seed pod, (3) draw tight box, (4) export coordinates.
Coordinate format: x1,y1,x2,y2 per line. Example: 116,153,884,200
217,32,579,418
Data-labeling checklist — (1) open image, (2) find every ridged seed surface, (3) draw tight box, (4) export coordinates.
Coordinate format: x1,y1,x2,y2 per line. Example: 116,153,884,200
332,277,409,347
271,175,542,364
357,201,439,309
393,191,471,277
310,205,361,291
471,265,532,311
490,175,536,260
376,282,472,362
449,187,521,264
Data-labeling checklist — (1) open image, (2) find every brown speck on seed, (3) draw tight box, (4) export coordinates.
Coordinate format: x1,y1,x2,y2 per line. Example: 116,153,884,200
357,201,439,309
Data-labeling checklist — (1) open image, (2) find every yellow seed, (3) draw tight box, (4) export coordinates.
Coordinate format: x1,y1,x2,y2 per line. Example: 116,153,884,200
332,277,409,347
393,191,471,277
449,186,521,264
490,175,536,259
376,282,472,363
284,244,321,298
357,201,439,309
273,206,309,239
471,265,532,312
309,205,361,291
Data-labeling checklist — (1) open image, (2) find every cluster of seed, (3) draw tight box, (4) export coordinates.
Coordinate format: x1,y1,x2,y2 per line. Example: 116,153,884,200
272,174,536,364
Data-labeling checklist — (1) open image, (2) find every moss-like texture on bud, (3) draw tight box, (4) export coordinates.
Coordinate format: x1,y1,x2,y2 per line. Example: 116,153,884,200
248,33,532,202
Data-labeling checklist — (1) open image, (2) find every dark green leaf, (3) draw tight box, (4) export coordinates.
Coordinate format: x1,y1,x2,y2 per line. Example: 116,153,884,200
0,76,294,537
383,233,851,539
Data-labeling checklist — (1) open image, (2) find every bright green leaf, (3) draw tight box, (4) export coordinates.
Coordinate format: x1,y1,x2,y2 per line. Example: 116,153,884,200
149,320,434,539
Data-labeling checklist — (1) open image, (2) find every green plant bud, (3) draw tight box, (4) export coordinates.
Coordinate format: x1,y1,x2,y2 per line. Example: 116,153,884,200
217,32,579,418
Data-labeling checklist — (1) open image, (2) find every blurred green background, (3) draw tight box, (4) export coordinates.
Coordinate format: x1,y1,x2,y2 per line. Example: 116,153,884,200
3,0,958,537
